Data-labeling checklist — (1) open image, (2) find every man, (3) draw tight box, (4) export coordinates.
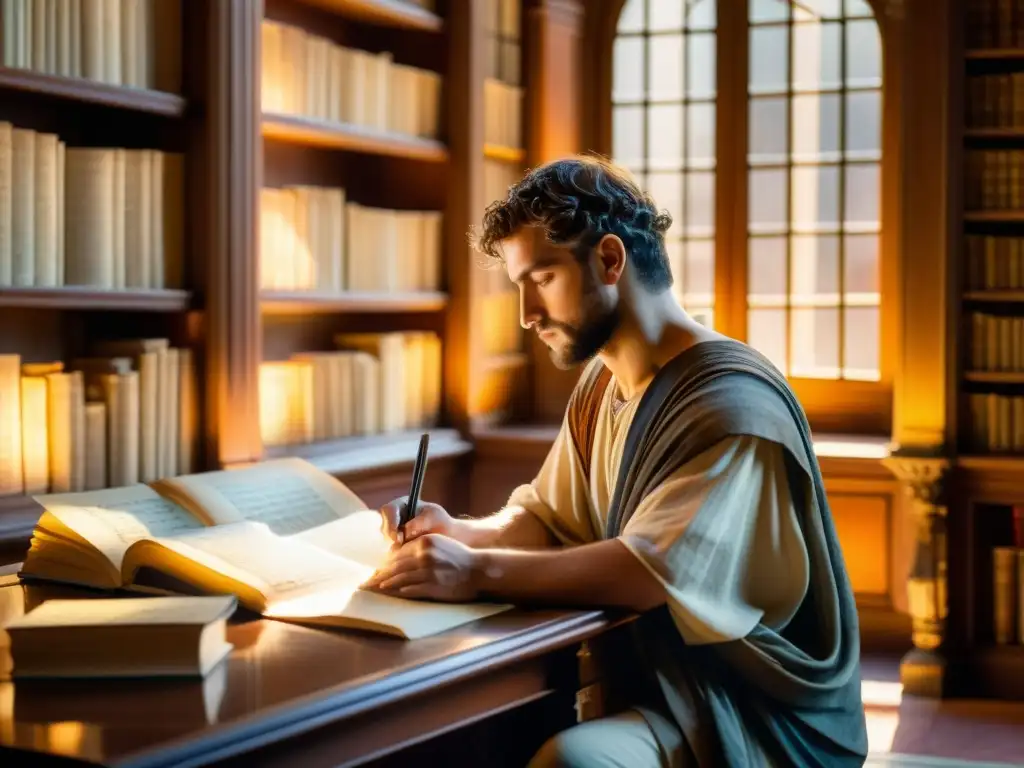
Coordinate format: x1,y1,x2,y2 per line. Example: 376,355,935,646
365,156,868,767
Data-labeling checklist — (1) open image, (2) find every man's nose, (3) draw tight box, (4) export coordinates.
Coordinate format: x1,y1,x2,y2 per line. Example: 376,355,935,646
520,291,542,329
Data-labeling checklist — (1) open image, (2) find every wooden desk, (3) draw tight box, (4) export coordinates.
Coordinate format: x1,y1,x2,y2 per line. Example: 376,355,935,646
0,580,624,767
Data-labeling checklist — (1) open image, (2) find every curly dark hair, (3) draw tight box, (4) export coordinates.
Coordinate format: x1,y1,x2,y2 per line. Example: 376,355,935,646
470,155,675,292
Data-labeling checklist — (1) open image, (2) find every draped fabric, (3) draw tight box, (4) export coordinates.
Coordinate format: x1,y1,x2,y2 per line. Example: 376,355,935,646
565,339,868,767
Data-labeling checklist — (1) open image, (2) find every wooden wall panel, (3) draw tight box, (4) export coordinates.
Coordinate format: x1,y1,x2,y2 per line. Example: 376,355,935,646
829,494,891,596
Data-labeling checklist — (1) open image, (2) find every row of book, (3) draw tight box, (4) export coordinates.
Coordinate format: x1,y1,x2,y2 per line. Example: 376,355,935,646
966,0,1024,49
968,313,1024,372
482,290,522,358
0,0,181,92
259,186,443,293
261,20,442,140
965,235,1024,290
0,125,183,289
484,0,522,85
0,342,195,497
484,78,524,150
966,392,1024,453
994,539,1024,646
966,74,1024,129
965,150,1024,211
259,332,442,447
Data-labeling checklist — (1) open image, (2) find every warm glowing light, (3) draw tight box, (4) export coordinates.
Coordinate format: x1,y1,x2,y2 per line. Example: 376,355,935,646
259,362,313,446
21,376,49,494
813,436,891,459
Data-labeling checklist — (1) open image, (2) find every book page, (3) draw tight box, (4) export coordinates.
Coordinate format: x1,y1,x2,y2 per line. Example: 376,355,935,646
291,509,393,568
34,485,205,571
137,521,375,610
156,458,369,534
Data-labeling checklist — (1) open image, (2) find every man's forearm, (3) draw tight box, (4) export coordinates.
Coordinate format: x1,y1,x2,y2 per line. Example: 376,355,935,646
471,538,666,613
452,505,557,549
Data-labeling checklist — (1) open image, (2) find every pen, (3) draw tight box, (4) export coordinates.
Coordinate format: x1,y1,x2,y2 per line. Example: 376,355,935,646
400,433,430,530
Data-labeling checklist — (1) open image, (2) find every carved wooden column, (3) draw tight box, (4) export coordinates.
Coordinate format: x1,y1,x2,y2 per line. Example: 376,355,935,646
882,454,951,696
203,0,264,468
884,0,957,697
525,0,585,422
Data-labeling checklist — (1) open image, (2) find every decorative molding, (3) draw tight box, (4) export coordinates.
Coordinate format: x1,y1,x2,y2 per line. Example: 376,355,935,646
204,0,264,468
883,454,950,507
882,450,951,696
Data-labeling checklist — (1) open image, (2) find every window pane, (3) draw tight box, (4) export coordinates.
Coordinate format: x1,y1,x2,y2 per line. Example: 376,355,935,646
688,32,716,98
750,96,788,165
613,106,645,168
844,306,880,380
749,0,788,23
844,163,880,227
750,25,788,95
791,308,839,377
791,165,840,231
749,169,788,233
792,22,841,92
686,172,715,236
618,0,644,32
845,90,881,157
845,0,873,17
689,0,716,30
844,233,879,295
748,236,787,302
795,0,842,20
685,238,715,299
792,93,840,161
648,172,684,233
748,308,788,374
846,20,881,86
650,0,684,31
688,102,716,167
613,4,718,328
647,104,684,170
790,234,839,303
613,36,645,101
649,35,685,100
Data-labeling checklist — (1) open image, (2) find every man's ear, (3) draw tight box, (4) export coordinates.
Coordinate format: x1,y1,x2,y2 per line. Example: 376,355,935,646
593,234,626,285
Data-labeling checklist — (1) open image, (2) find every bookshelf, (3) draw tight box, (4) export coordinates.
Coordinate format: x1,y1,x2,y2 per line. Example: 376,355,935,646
0,0,533,562
955,0,1024,698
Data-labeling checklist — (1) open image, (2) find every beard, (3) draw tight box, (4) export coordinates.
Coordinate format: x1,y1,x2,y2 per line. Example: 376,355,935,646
538,278,621,370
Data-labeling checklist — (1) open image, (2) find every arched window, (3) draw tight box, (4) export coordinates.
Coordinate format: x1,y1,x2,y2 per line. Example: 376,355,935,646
610,0,888,434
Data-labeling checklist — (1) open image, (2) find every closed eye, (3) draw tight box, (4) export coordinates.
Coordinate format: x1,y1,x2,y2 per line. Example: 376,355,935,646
534,273,555,287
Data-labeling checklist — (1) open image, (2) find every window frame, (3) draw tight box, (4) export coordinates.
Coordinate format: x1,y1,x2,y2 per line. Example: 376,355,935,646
592,0,900,436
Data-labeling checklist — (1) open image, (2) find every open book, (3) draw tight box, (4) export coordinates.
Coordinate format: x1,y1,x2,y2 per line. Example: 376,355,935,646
19,458,512,639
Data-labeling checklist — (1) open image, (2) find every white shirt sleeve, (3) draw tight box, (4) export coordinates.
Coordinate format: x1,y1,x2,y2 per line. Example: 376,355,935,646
618,434,810,646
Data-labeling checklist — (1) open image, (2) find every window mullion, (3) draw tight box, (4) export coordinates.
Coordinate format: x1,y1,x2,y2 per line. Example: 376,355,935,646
713,0,749,341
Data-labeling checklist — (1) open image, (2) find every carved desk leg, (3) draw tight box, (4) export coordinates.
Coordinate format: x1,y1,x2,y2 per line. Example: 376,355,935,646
882,453,950,697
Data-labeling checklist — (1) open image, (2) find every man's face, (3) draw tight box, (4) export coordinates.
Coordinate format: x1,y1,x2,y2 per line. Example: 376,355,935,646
502,229,621,370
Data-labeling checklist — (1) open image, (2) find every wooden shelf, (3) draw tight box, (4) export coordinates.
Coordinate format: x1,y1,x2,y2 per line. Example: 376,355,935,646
965,371,1024,384
261,290,448,314
0,287,192,311
965,128,1024,139
484,143,526,164
966,49,1024,61
964,290,1024,303
964,211,1024,223
262,113,448,162
0,66,186,116
290,0,442,31
262,428,472,476
965,645,1024,700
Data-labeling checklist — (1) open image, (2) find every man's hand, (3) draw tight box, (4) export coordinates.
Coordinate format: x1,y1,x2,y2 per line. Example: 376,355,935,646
363,534,481,602
378,496,462,545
